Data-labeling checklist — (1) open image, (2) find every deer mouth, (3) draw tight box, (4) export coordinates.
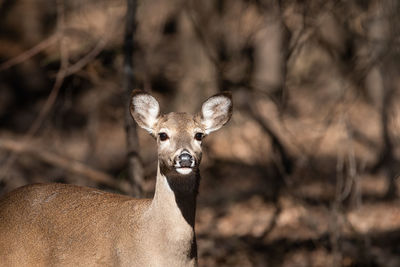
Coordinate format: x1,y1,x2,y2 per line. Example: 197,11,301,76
175,167,193,175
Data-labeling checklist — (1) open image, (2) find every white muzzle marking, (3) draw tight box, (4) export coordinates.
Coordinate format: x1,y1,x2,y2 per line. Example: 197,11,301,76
176,168,193,175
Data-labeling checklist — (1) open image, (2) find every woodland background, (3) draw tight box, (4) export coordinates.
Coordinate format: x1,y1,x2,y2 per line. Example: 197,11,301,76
1,0,400,266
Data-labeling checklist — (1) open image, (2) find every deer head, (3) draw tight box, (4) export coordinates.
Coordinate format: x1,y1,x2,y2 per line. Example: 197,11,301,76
130,90,232,180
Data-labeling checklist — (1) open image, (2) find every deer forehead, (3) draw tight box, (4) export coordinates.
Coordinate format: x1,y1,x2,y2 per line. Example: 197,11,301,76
156,113,202,135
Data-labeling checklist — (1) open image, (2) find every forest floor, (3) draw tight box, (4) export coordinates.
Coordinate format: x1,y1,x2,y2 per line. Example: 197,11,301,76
195,161,400,267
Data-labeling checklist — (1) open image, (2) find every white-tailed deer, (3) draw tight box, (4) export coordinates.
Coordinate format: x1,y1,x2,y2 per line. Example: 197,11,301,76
0,90,232,266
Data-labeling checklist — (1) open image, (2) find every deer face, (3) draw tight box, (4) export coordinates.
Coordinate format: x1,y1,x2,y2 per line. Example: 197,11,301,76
130,90,232,176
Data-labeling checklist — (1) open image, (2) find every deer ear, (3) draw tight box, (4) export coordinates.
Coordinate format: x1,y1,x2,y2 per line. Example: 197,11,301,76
130,90,160,134
200,92,233,134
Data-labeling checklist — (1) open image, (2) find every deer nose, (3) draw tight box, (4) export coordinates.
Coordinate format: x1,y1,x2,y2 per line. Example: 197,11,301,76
178,151,193,168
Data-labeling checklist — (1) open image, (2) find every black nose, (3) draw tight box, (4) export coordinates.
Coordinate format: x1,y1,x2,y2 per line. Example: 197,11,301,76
178,152,193,168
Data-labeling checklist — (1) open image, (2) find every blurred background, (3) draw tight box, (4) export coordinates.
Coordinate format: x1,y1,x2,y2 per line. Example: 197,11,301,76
1,0,400,266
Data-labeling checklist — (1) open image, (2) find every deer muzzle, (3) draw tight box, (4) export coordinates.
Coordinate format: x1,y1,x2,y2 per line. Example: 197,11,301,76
174,150,195,174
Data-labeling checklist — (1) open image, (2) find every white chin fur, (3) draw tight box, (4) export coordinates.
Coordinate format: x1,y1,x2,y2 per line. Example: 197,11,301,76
176,168,192,175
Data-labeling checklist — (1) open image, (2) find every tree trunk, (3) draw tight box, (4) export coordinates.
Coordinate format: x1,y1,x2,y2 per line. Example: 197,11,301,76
124,0,144,197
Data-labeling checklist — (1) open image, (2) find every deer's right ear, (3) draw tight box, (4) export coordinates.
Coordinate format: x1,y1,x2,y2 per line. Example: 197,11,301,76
130,90,160,135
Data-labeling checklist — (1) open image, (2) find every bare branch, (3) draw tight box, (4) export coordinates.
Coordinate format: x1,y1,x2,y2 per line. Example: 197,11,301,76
64,33,109,77
0,138,130,193
0,34,59,72
0,0,69,183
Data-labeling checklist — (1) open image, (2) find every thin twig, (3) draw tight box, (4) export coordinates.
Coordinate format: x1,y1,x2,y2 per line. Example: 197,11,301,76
0,34,60,72
247,102,293,176
64,34,109,77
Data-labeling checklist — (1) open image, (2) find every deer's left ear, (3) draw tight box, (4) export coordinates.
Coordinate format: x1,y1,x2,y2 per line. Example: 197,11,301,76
199,92,233,134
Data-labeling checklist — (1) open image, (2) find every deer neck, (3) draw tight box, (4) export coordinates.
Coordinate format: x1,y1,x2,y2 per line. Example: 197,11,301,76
151,164,199,228
143,163,199,262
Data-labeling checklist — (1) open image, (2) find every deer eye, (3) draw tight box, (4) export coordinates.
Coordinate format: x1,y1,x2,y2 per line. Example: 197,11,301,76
158,132,169,141
194,132,204,141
